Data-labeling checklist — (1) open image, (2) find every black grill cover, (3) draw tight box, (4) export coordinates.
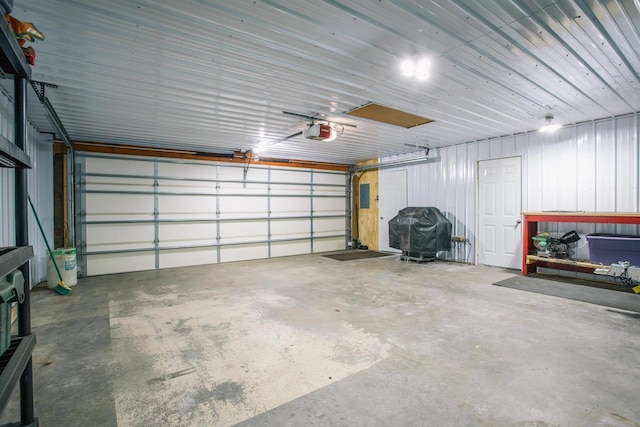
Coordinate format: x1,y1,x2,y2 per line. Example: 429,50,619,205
388,207,452,259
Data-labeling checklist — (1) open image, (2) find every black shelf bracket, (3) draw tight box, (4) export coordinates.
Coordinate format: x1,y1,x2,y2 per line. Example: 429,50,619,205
0,135,31,168
0,247,33,279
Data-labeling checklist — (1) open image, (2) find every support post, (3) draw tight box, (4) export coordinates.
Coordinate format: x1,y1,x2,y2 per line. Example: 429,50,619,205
14,74,36,426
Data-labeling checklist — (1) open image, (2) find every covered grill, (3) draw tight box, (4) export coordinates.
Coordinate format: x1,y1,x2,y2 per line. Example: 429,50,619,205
388,207,452,261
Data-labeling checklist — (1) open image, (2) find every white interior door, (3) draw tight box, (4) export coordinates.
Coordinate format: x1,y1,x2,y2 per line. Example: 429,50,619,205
477,157,522,269
379,169,407,252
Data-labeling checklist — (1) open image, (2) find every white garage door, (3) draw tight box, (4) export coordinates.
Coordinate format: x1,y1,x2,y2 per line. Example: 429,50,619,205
74,153,348,276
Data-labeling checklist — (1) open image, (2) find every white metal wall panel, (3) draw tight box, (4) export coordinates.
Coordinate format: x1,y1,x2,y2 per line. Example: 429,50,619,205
0,87,52,285
382,112,640,272
77,153,347,275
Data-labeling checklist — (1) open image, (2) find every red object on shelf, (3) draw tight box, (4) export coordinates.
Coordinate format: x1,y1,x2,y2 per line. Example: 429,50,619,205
521,212,640,276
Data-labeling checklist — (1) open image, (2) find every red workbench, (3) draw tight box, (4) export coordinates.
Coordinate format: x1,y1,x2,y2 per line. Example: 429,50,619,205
521,211,640,276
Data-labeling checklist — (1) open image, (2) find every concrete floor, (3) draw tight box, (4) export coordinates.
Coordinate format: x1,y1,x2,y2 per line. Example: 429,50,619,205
1,252,639,426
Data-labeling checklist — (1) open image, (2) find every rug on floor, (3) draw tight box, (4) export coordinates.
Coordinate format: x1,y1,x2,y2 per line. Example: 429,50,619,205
493,275,640,313
323,251,394,261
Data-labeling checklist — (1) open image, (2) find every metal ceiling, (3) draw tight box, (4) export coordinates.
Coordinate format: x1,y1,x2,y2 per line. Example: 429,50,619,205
4,0,640,164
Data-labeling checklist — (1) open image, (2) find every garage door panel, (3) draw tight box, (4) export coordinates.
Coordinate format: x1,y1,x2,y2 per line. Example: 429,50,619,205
313,197,346,214
313,172,347,185
86,223,154,250
85,157,154,175
159,223,217,246
314,238,345,252
87,252,155,276
220,182,269,192
86,176,153,191
241,167,269,181
271,197,310,214
158,162,215,179
270,169,311,184
313,188,346,197
271,241,311,257
158,194,216,216
219,196,268,216
159,247,218,269
218,166,244,181
158,179,216,194
271,219,311,239
313,218,345,235
86,193,153,219
220,221,268,243
78,154,347,276
270,184,310,196
220,244,269,263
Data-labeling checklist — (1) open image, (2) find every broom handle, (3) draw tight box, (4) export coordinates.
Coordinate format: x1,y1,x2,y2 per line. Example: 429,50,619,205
27,193,65,283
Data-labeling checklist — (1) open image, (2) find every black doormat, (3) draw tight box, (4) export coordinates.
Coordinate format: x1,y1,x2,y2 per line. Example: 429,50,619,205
493,275,640,313
323,251,394,261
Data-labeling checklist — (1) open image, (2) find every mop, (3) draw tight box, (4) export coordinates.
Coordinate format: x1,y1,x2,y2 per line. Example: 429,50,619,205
26,194,70,295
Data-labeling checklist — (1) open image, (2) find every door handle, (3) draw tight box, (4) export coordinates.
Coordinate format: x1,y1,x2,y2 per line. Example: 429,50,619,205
515,219,522,227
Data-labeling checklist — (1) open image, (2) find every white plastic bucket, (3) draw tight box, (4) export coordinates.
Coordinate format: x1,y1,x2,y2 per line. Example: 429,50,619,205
47,248,77,289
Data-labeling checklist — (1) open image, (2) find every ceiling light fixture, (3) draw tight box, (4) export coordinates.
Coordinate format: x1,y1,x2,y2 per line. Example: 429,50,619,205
400,56,431,81
539,114,561,133
253,141,268,154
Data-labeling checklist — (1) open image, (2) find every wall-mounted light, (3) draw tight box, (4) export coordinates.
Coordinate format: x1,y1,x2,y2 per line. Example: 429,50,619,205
539,114,561,133
400,56,431,81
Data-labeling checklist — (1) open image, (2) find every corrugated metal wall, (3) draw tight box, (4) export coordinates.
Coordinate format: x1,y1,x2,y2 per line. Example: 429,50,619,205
0,87,53,285
381,112,639,271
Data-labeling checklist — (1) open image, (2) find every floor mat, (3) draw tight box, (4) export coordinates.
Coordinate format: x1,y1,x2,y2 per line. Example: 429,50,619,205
493,275,640,313
323,251,394,261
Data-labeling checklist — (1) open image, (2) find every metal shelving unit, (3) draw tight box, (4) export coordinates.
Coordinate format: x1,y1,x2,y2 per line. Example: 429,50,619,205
0,9,37,427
